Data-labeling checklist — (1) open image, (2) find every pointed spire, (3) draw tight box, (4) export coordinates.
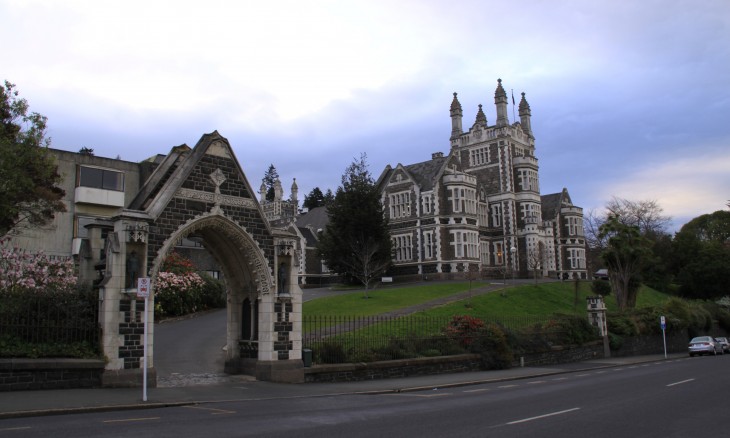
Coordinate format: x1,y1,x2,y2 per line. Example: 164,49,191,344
259,180,267,202
494,78,509,127
518,92,533,138
450,92,463,140
274,178,283,201
474,104,487,128
290,178,299,203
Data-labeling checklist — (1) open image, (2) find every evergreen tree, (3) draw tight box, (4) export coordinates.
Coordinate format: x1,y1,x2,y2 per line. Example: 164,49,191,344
0,81,65,236
303,187,325,210
262,164,279,201
317,153,391,295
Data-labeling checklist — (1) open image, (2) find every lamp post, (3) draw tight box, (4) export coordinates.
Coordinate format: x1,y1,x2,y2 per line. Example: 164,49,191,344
510,246,517,286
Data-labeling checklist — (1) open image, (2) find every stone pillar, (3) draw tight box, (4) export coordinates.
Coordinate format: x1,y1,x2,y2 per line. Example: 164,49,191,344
99,216,156,387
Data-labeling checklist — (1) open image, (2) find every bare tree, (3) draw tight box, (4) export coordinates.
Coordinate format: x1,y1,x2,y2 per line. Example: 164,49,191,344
527,242,545,284
338,237,391,298
605,197,671,237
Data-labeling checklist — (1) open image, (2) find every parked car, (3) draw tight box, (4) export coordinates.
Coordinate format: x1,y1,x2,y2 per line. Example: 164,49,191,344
593,269,609,280
715,337,730,354
688,336,724,356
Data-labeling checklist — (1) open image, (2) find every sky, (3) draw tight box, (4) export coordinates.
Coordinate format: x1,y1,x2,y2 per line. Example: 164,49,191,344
3,0,729,232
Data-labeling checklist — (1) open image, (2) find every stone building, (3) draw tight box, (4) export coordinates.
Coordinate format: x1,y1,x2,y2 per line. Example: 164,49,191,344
376,79,587,280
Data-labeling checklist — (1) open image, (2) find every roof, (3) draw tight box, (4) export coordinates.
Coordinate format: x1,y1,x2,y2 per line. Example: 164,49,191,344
295,206,329,232
403,156,448,191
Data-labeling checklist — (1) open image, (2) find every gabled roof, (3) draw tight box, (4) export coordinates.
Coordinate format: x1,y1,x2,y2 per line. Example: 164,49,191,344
404,156,448,191
541,188,573,220
295,206,329,231
126,131,268,233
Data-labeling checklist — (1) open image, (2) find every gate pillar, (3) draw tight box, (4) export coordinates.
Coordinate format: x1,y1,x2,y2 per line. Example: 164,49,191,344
98,213,156,387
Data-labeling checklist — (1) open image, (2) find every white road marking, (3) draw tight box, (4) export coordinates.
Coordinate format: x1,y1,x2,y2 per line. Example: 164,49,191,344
103,417,160,424
527,380,546,384
463,388,491,393
507,408,581,425
0,427,32,431
667,378,695,387
498,384,518,389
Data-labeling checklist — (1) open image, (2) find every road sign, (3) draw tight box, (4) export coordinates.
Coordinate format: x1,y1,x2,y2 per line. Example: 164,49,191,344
137,277,150,298
660,315,667,359
660,315,666,330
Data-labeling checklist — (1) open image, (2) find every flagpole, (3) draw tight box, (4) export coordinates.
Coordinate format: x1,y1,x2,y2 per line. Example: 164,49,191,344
511,89,516,123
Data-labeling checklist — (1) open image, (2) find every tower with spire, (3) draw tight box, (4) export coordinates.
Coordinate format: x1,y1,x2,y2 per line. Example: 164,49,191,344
376,78,587,282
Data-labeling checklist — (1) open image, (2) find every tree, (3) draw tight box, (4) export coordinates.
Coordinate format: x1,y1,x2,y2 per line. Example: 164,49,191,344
303,187,327,210
316,153,391,296
262,164,279,201
671,210,730,300
599,215,653,311
527,242,545,284
605,197,671,238
0,81,65,236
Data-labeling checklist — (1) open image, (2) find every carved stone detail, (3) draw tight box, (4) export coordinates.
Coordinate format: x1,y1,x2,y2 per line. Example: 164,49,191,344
153,211,272,295
175,188,257,209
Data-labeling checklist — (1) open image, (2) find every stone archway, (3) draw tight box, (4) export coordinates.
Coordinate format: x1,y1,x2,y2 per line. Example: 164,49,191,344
96,132,303,386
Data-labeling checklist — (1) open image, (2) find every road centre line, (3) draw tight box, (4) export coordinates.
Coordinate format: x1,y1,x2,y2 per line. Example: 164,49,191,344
498,384,518,389
0,427,32,431
103,417,160,424
507,407,581,425
667,378,695,387
463,388,491,393
527,380,546,384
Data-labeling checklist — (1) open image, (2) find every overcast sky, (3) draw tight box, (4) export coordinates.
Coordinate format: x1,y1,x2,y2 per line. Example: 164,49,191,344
3,0,729,232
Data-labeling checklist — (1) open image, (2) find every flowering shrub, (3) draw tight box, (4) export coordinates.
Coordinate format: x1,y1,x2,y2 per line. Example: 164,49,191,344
444,315,486,347
0,237,77,294
153,252,227,318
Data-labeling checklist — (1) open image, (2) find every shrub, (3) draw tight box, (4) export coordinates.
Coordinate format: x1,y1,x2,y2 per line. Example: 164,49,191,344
591,280,611,297
312,341,347,364
607,313,639,337
469,323,513,370
550,314,600,345
444,315,486,348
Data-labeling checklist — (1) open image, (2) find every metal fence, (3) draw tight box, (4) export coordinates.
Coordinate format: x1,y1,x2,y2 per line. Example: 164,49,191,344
303,314,592,364
0,292,101,350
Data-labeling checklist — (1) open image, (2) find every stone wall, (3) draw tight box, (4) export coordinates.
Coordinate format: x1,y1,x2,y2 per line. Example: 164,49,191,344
304,354,483,383
0,359,105,391
610,331,690,357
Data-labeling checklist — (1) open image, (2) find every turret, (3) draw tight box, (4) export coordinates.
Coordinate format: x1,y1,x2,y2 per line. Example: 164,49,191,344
274,178,283,201
259,180,267,202
290,178,299,204
494,78,509,127
473,104,487,129
518,92,533,138
450,92,463,140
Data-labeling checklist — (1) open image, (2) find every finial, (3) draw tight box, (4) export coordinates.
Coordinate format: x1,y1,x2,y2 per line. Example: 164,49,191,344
498,78,502,84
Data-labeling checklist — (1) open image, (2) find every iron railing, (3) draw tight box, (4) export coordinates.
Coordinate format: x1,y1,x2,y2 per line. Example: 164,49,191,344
303,314,592,364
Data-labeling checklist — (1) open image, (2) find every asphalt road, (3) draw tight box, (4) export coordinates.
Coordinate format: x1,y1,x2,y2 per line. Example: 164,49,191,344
2,354,727,437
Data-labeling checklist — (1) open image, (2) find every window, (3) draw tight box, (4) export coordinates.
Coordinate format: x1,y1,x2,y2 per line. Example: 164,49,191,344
520,203,541,221
494,242,504,265
491,203,502,227
451,187,476,214
393,234,413,262
480,241,489,265
567,216,584,236
78,166,125,191
517,169,539,192
478,203,488,227
389,191,411,219
451,230,478,258
421,193,432,215
469,146,489,166
568,248,586,269
424,231,434,259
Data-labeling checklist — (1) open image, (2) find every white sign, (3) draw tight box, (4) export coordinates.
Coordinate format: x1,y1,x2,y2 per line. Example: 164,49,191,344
660,315,666,329
137,277,151,298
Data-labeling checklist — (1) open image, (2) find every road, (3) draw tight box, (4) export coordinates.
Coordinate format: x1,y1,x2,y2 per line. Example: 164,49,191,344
2,354,727,437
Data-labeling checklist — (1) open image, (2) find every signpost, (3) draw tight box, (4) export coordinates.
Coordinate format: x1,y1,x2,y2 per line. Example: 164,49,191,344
137,277,151,401
660,315,667,359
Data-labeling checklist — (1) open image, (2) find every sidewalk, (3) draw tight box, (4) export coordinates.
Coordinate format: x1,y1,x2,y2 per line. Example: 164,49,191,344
0,353,686,419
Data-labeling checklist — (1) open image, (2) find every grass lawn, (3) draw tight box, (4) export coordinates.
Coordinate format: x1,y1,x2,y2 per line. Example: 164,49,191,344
304,280,671,319
417,282,670,319
303,281,490,317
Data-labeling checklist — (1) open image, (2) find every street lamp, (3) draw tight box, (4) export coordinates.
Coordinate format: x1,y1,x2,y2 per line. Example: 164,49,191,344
510,246,517,285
